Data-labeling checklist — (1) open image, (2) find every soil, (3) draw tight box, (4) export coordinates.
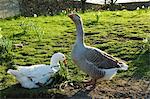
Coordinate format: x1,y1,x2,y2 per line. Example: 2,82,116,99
60,78,150,99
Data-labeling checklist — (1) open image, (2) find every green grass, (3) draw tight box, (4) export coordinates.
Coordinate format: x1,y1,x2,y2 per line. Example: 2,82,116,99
0,9,150,98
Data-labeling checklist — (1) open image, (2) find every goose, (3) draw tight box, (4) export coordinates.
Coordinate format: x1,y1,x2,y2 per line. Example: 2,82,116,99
7,52,67,89
68,13,128,89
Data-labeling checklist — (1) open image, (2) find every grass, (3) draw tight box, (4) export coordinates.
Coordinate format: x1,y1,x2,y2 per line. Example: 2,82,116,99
0,9,150,98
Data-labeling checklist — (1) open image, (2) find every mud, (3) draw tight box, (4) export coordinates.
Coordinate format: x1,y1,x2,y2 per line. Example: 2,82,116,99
62,78,150,99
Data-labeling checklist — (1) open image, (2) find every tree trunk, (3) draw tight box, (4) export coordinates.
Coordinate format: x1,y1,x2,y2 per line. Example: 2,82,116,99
81,0,86,13
104,0,107,4
110,0,118,11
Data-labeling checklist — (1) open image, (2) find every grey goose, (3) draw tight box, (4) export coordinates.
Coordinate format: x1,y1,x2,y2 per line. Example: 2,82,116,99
68,13,128,89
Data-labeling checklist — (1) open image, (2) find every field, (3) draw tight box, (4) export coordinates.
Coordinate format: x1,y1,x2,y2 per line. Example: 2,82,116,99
0,9,150,98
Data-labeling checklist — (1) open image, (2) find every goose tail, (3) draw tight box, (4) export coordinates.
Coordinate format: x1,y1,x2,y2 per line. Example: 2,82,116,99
117,62,128,70
102,68,118,80
7,69,21,77
7,69,15,74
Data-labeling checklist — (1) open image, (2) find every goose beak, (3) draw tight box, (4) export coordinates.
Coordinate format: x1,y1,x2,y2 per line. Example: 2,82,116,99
63,59,67,66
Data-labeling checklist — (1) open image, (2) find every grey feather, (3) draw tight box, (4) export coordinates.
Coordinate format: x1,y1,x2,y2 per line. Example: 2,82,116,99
85,47,121,69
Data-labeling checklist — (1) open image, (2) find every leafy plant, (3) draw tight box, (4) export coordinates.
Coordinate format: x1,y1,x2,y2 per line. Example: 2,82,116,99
0,37,12,53
32,25,44,42
95,13,100,23
19,21,44,42
142,38,150,51
59,64,68,80
0,36,13,66
19,21,31,34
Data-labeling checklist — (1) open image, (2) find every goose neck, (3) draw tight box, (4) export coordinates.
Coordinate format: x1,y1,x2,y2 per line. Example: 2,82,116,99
75,22,84,44
50,59,60,66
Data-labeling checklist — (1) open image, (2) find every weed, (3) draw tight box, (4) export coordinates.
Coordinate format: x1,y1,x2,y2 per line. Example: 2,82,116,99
0,37,12,53
31,24,44,42
19,21,30,34
95,13,100,23
0,36,13,66
142,38,150,51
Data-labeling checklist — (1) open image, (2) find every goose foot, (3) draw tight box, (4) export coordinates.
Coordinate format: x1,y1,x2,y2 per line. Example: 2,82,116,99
83,79,96,90
83,79,96,86
85,85,95,91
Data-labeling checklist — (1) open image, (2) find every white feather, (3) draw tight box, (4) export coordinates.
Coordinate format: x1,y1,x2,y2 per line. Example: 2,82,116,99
101,68,118,80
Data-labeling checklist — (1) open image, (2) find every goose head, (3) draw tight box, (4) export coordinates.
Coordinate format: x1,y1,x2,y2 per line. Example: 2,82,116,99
68,13,82,25
50,52,67,66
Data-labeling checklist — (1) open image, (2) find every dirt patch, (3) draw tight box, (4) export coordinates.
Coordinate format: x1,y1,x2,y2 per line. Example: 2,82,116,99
143,29,150,33
90,79,150,98
85,32,100,36
60,78,150,98
116,34,143,40
125,36,143,40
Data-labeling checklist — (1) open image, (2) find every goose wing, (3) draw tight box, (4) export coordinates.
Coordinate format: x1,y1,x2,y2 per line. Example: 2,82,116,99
20,65,56,84
17,64,48,75
85,47,121,69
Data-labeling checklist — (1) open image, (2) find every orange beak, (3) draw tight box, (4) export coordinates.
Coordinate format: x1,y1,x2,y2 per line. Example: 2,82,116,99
63,59,67,66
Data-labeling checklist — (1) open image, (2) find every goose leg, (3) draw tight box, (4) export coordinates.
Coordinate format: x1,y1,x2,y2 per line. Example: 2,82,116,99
83,79,95,86
84,79,96,90
83,79,92,83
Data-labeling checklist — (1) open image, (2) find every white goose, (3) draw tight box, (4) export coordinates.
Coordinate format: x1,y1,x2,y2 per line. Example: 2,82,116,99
68,13,128,89
7,52,67,89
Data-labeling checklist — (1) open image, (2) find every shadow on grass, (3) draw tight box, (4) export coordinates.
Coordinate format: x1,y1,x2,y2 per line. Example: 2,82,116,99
0,74,69,98
0,84,68,98
131,50,150,80
69,90,92,99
